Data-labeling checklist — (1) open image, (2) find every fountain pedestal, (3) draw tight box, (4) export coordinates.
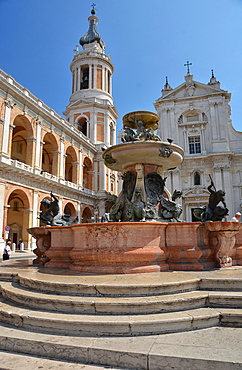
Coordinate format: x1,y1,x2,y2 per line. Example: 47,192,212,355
204,221,241,268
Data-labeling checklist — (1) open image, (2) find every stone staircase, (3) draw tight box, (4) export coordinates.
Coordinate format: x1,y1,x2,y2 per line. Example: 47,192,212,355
0,269,241,369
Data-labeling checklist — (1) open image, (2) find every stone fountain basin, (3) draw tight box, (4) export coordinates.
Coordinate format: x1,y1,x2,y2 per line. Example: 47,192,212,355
204,221,241,232
103,141,184,172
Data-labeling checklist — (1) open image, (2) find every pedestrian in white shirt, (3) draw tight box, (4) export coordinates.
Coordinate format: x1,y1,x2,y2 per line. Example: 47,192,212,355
231,212,241,222
3,241,11,261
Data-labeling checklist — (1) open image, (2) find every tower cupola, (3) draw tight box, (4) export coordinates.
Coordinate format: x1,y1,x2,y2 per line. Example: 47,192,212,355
79,8,105,51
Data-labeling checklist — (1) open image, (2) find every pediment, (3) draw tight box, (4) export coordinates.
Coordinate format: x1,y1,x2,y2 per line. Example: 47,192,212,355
156,79,228,103
67,98,94,108
183,187,210,197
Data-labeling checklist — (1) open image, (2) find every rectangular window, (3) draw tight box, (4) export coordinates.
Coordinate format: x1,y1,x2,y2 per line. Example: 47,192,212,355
189,137,201,154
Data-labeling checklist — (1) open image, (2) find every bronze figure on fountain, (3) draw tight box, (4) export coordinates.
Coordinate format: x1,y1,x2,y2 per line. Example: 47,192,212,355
40,192,75,226
193,177,228,222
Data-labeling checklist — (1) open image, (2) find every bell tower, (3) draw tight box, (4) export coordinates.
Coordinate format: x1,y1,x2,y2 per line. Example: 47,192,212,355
64,7,118,146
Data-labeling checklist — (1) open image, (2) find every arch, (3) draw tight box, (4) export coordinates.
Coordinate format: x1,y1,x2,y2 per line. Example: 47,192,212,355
81,206,92,223
42,133,58,176
64,202,77,218
11,115,34,166
77,116,88,136
83,156,94,190
177,109,208,125
6,189,30,248
65,146,78,183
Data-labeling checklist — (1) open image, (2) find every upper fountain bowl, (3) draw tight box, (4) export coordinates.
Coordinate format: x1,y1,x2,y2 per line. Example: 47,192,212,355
102,110,184,173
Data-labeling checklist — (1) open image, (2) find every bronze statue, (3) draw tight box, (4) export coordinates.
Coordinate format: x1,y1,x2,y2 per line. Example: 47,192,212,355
40,192,74,226
193,178,228,222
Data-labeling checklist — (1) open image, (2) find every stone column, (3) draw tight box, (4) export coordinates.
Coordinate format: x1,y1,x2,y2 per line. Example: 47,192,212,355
23,209,33,250
0,181,6,251
34,120,42,170
32,190,39,228
59,137,65,180
99,161,106,191
26,137,36,167
104,113,110,146
201,125,206,155
58,196,63,215
213,166,223,189
77,67,81,91
89,65,92,89
1,100,12,158
78,149,83,186
223,165,233,218
72,161,80,184
102,66,105,90
183,127,188,154
94,159,99,192
77,201,81,224
209,102,218,140
93,64,97,89
109,70,112,95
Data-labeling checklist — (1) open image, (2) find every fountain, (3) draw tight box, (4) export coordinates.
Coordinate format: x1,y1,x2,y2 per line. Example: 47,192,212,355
28,111,241,273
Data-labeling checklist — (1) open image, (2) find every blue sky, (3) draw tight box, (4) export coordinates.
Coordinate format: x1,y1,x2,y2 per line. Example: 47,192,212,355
1,0,242,132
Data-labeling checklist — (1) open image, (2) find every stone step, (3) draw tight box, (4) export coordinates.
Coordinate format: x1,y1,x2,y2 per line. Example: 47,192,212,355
0,296,222,336
0,324,242,370
199,277,242,291
1,281,242,315
0,350,120,370
15,273,201,296
0,281,209,314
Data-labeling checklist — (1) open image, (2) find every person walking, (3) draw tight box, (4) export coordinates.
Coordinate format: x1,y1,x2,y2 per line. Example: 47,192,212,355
3,241,11,260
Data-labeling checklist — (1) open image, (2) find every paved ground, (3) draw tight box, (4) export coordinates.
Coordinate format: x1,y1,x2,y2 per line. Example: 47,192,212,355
0,251,241,369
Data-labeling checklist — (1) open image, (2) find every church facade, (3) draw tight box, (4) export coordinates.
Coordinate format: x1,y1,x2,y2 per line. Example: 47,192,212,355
0,9,118,251
155,70,242,221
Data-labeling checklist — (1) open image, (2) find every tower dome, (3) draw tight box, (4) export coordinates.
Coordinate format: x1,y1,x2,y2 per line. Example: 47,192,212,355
79,8,105,51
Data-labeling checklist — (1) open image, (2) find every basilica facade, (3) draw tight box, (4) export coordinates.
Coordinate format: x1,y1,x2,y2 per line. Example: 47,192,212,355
155,71,242,222
0,9,118,251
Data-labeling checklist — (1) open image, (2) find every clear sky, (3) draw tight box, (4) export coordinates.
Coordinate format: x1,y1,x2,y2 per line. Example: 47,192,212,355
1,0,242,133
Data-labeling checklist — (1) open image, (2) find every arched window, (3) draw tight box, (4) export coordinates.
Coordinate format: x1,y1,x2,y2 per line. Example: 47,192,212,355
77,117,87,136
194,171,201,185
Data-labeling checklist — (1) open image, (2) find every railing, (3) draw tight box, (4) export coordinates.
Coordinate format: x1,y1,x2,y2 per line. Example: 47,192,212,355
7,157,96,195
10,159,34,174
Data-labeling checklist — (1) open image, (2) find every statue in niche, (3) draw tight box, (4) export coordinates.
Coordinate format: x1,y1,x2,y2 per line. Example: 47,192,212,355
40,192,74,226
109,171,136,222
131,188,146,222
193,179,228,222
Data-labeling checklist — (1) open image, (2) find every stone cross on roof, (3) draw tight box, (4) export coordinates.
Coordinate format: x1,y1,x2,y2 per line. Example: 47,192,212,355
184,60,192,74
